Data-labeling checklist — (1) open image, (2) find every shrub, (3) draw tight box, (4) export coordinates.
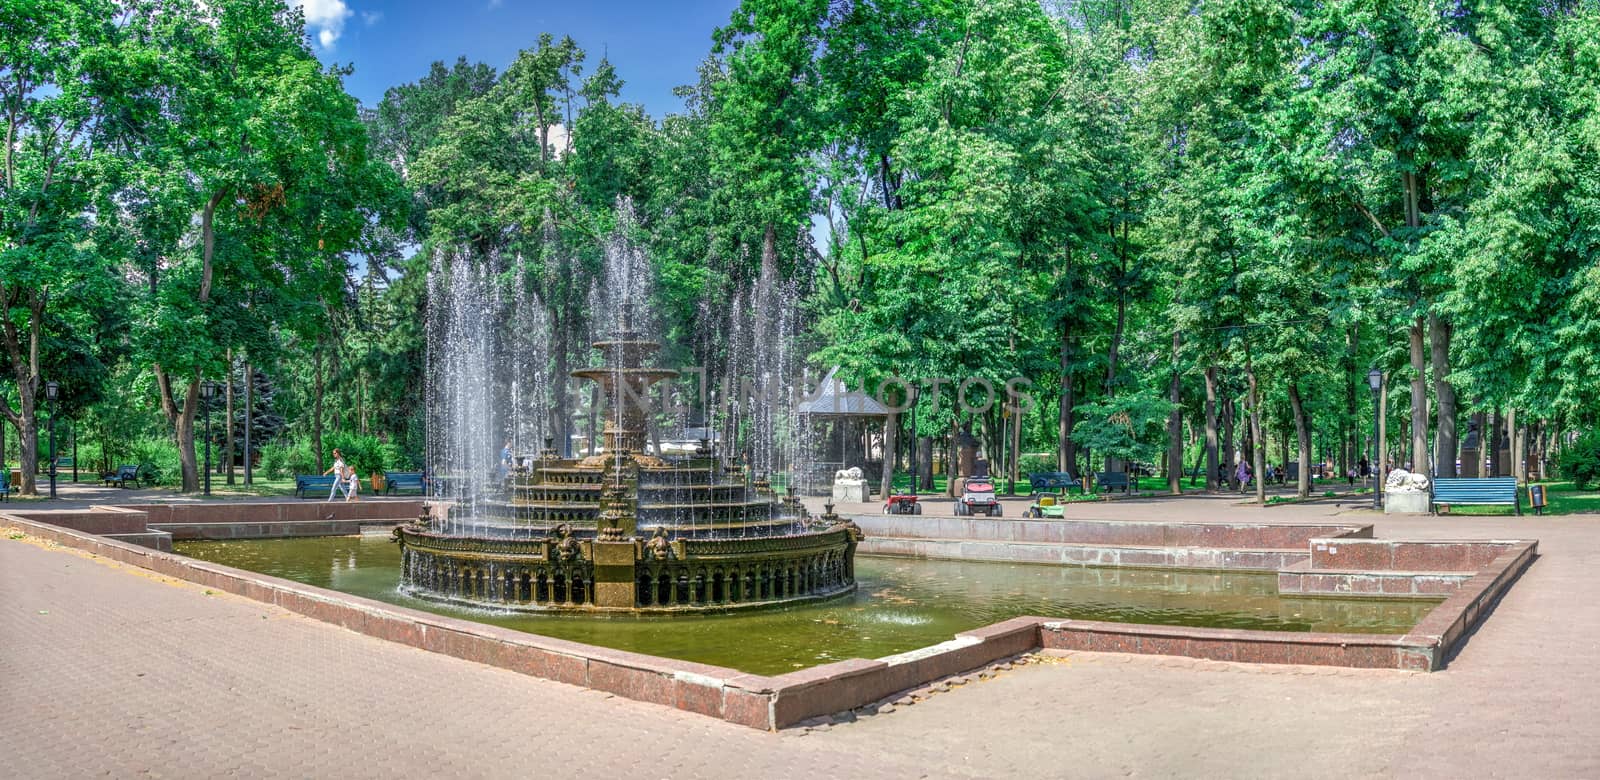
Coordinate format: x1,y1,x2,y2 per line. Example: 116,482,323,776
323,431,399,476
260,439,317,479
126,436,182,486
1558,430,1600,490
1018,453,1058,476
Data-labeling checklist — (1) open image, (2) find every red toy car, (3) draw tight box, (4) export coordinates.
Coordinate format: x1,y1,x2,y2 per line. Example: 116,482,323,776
883,491,922,514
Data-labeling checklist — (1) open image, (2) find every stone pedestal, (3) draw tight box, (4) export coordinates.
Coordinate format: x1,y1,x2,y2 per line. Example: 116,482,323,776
1460,449,1480,477
832,482,869,503
1383,491,1430,515
591,540,639,609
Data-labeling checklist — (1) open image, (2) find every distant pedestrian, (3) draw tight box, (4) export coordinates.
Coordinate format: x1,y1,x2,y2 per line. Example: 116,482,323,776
1235,460,1252,492
324,449,346,501
500,439,514,480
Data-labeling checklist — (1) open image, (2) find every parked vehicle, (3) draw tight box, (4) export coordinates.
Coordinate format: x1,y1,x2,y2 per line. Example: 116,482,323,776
883,491,922,515
954,479,1002,517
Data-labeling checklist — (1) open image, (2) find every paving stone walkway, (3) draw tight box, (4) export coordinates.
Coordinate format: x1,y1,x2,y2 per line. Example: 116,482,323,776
2,501,1597,777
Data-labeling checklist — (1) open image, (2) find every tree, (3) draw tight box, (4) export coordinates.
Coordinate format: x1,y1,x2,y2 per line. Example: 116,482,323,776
0,0,119,495
113,0,397,491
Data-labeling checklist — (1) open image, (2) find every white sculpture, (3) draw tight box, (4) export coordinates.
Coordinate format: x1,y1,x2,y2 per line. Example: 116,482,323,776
833,466,865,486
1385,468,1430,494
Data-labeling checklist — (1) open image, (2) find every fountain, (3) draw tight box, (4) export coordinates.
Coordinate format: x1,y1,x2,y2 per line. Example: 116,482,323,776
397,236,860,612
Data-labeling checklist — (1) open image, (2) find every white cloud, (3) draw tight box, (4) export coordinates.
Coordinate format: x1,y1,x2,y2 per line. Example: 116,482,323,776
293,0,352,49
361,10,382,25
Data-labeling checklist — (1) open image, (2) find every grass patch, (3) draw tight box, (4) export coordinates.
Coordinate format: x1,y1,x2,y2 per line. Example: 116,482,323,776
145,477,300,499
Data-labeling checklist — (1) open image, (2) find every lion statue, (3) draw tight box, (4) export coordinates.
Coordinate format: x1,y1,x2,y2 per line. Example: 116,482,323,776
833,466,865,486
1385,468,1430,494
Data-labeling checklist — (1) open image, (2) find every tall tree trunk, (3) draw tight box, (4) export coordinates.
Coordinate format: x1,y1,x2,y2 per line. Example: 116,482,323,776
1204,366,1219,491
1222,395,1236,490
1488,408,1502,477
1057,320,1077,475
243,361,253,485
918,436,933,491
1430,313,1457,477
1289,383,1311,498
946,419,959,496
880,409,898,499
224,349,236,485
313,348,325,472
154,365,201,492
1246,361,1266,505
1507,407,1521,482
1408,317,1428,473
1167,331,1182,495
1011,400,1022,491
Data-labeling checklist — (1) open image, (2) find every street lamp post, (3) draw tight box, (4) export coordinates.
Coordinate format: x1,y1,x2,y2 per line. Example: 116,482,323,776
44,381,59,499
1368,368,1383,511
201,381,218,497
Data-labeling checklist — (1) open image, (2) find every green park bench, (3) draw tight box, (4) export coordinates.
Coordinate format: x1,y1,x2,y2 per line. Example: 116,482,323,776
295,474,340,499
383,471,426,495
1095,471,1131,494
1027,471,1084,496
101,464,144,489
1432,477,1520,515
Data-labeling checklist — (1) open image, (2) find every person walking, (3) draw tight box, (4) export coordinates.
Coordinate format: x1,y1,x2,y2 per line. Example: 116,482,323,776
1235,460,1252,493
343,462,360,502
324,449,346,501
500,439,513,480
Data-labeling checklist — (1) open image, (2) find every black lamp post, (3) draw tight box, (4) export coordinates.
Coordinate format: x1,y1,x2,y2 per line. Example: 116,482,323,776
44,381,59,499
200,381,218,497
1367,368,1383,511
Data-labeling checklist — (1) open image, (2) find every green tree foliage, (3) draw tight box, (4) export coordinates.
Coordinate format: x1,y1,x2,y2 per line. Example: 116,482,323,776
11,0,1600,500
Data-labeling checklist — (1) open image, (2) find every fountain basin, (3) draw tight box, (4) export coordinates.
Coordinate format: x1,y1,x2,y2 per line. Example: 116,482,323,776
397,523,858,613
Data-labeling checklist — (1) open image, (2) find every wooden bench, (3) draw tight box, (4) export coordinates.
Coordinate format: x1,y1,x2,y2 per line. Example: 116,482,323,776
1432,477,1520,515
295,474,340,499
384,471,426,495
101,465,144,489
1095,471,1131,494
1027,471,1083,496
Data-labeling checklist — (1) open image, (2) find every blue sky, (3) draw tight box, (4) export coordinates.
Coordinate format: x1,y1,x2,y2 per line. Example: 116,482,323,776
296,0,739,116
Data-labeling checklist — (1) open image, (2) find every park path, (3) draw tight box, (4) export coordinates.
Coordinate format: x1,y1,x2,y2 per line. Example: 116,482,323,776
2,504,1597,777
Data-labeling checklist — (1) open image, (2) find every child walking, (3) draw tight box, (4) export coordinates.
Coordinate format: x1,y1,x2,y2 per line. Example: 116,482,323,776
343,463,360,502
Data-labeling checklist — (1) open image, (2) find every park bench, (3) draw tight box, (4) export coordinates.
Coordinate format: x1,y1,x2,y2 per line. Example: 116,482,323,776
101,464,144,489
1027,471,1083,496
1432,477,1521,516
1095,471,1131,494
384,471,426,495
0,480,8,501
295,474,340,499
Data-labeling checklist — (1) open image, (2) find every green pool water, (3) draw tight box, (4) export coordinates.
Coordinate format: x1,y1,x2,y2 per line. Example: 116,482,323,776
175,536,1438,675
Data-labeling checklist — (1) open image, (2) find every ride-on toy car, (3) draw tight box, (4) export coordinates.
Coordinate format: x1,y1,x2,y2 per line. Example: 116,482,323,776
955,479,1002,517
1024,494,1065,518
883,491,922,514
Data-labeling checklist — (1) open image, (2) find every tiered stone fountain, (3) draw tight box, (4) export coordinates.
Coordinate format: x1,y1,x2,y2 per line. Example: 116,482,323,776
396,304,860,612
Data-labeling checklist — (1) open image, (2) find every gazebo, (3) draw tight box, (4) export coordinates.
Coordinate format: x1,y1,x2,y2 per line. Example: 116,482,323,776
795,367,890,494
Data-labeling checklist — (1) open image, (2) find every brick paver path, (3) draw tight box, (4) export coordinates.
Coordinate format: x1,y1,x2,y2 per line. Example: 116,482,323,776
3,504,1598,777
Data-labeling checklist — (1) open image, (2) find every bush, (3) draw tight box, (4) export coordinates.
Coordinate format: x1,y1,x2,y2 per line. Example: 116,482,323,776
323,431,399,476
1018,453,1058,476
126,436,182,487
1558,430,1600,490
260,439,317,479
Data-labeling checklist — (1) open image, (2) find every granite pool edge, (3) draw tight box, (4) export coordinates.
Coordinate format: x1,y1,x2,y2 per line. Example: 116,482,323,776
0,512,1537,730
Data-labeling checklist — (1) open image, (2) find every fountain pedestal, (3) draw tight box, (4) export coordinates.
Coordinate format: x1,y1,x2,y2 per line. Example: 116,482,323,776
591,540,640,608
